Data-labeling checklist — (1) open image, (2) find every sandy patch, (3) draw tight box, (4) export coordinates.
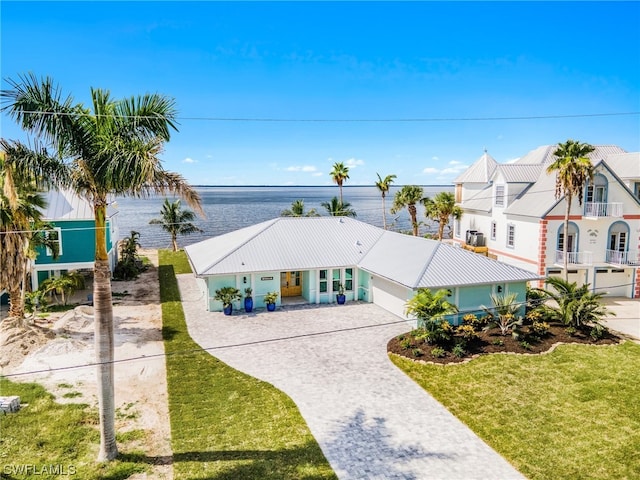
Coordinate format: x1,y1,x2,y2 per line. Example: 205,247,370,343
1,249,173,479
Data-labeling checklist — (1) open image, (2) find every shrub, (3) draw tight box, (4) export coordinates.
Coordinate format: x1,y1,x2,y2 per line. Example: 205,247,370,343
590,324,607,341
412,348,423,358
456,324,478,340
452,344,466,358
492,338,504,346
525,309,544,324
431,347,446,358
566,326,577,336
400,338,412,350
414,319,453,346
519,341,532,350
531,321,550,337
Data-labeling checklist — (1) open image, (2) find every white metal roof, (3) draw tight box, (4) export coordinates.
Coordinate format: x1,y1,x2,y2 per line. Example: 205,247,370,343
453,151,497,183
604,152,640,179
40,189,117,220
497,164,544,183
185,217,540,289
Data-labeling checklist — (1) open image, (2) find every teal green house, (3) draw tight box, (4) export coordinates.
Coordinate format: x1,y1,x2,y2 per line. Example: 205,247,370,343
31,189,119,290
184,217,539,323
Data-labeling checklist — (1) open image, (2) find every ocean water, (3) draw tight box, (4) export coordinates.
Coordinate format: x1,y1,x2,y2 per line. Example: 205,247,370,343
116,185,454,249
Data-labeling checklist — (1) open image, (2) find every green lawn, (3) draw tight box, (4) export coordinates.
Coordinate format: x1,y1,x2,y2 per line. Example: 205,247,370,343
0,379,147,479
159,249,336,479
391,341,640,480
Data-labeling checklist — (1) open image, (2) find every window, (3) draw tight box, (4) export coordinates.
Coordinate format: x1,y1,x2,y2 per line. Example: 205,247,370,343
490,221,497,240
586,175,607,203
495,185,505,207
454,218,461,238
345,268,353,291
319,270,328,293
332,269,341,292
45,228,62,256
507,224,515,248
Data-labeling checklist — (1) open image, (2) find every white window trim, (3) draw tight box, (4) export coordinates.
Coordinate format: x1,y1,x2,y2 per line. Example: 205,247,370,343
454,218,461,238
45,227,63,256
506,224,515,248
495,185,505,207
490,221,497,241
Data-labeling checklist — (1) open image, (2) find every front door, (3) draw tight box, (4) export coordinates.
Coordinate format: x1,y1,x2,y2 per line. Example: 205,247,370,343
280,271,302,297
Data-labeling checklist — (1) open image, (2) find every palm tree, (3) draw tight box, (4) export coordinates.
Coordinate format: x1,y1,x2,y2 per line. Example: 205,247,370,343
330,162,350,203
280,199,320,217
375,173,396,229
2,73,202,461
481,293,523,336
0,139,65,320
539,277,613,330
149,198,203,251
321,196,357,217
390,185,424,236
546,140,595,280
405,288,458,330
423,191,462,241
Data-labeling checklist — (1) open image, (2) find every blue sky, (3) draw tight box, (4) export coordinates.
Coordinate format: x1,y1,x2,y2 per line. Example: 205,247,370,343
2,1,639,186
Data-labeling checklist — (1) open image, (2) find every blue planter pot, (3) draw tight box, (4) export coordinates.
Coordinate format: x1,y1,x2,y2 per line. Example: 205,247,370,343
336,294,346,305
223,304,233,316
244,297,253,313
267,303,276,312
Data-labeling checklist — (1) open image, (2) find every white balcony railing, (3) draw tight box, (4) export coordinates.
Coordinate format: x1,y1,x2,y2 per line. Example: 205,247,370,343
584,202,623,218
606,249,640,266
555,250,593,266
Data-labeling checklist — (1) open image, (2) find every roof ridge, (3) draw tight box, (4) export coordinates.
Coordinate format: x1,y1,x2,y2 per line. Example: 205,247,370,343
411,237,441,289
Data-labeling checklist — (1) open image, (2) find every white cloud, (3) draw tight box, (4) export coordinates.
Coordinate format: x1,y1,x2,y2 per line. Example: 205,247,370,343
312,172,323,177
285,165,318,172
182,157,197,164
423,167,439,174
345,158,365,168
432,156,439,161
506,157,520,164
449,160,462,165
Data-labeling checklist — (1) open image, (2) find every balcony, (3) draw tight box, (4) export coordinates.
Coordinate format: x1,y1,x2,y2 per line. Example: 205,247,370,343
606,249,640,266
583,202,623,219
555,250,593,266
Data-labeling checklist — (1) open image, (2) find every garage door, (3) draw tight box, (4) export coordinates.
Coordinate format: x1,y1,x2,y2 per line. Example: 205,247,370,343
594,268,631,297
371,276,412,319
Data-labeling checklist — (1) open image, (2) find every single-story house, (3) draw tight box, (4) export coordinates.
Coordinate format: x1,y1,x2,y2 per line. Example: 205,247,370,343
31,189,119,290
184,217,540,323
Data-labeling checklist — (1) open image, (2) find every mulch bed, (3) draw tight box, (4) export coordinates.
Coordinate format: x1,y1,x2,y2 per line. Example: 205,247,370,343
387,323,622,365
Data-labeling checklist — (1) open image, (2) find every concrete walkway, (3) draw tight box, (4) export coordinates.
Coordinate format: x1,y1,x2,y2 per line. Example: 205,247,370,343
178,274,524,480
601,297,640,341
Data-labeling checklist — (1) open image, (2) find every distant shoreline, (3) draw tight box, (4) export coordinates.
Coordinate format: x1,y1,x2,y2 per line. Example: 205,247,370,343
189,184,454,188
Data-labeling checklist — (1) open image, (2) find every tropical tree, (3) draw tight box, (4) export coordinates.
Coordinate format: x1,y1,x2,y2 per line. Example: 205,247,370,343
280,199,320,217
149,198,202,251
375,173,396,229
546,140,595,280
0,139,65,319
40,271,85,306
539,277,613,330
330,162,350,203
2,73,202,461
423,191,462,241
405,288,458,336
481,293,523,336
321,196,357,217
390,185,424,236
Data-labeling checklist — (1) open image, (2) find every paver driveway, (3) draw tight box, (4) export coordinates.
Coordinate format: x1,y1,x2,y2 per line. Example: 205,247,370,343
178,274,524,480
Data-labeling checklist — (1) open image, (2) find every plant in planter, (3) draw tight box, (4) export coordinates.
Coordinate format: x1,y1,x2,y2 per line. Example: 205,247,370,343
214,286,242,316
264,291,279,311
244,287,253,313
336,284,346,305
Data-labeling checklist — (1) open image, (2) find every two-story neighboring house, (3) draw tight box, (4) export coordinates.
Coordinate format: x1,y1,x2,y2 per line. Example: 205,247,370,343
453,145,640,298
31,189,119,290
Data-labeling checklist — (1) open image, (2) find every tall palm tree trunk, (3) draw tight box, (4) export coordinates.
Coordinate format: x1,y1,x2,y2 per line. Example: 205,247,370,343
409,204,418,236
172,234,178,252
5,232,26,318
94,203,118,461
563,193,571,281
381,194,387,230
438,218,446,241
339,182,343,204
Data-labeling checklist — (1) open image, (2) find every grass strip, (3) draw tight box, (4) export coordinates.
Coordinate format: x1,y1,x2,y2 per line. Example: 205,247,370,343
159,249,336,479
0,379,146,479
391,341,640,480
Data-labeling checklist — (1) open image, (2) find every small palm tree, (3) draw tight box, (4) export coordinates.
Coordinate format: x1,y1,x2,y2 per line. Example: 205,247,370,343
321,196,357,217
540,277,613,329
280,199,320,217
405,288,458,332
481,293,523,336
390,185,424,236
149,198,202,251
423,191,462,241
546,140,595,280
40,271,85,306
375,173,396,229
330,162,350,203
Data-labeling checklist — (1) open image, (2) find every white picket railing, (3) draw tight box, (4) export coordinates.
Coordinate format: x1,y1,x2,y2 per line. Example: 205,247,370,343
555,250,592,266
584,202,623,218
606,249,640,266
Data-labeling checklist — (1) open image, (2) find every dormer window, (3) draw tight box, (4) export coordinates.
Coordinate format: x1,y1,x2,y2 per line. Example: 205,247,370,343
495,185,505,207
